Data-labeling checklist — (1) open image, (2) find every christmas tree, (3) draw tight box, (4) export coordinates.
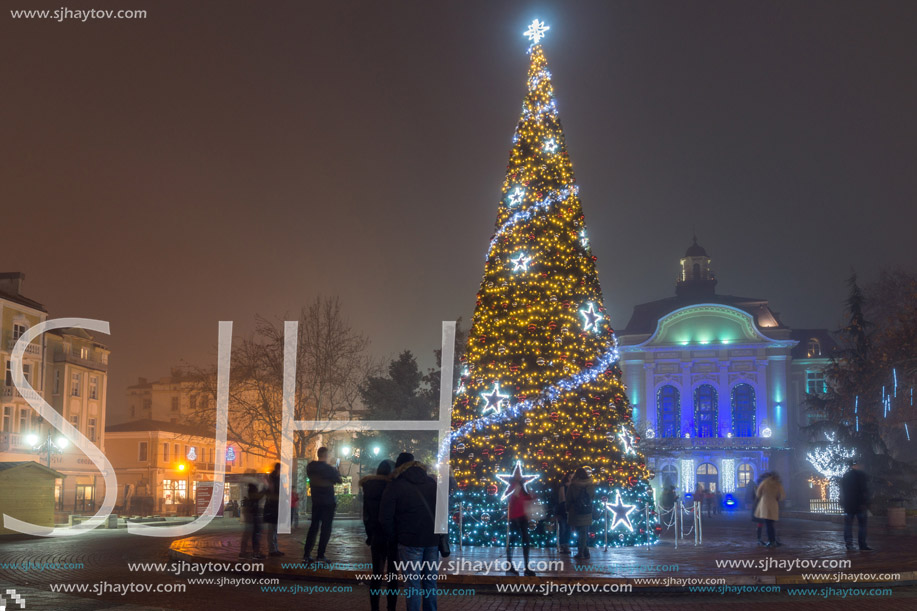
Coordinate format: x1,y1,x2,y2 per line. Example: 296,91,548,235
447,20,658,548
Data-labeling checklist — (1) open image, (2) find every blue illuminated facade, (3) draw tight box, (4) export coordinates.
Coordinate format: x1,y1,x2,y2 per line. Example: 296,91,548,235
617,240,834,505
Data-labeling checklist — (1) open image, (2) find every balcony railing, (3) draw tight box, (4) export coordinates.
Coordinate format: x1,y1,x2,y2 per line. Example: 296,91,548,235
642,436,778,450
1,385,42,402
53,349,108,372
6,339,41,356
0,431,30,452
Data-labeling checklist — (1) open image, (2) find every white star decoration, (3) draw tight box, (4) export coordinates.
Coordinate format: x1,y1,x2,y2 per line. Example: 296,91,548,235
480,382,509,415
523,19,550,44
496,461,541,500
618,430,636,456
543,138,558,154
605,491,636,531
579,302,603,332
507,186,525,207
511,253,531,272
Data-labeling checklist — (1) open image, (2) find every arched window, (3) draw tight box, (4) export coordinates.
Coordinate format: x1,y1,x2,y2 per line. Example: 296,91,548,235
661,464,678,488
738,463,754,488
731,383,756,438
807,338,821,357
656,385,680,439
694,384,718,438
692,263,700,281
696,463,718,493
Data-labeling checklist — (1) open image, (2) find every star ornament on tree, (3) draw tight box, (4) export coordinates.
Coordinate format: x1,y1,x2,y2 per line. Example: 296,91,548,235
618,430,636,456
480,382,510,415
511,253,531,272
507,186,525,207
605,491,637,532
543,138,558,154
496,461,540,500
523,19,550,44
579,302,603,332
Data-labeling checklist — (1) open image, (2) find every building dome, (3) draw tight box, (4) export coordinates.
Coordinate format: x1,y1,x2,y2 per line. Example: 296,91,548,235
685,237,707,258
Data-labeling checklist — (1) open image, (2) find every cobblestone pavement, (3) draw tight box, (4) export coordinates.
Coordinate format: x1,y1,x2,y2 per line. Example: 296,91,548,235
171,513,917,586
0,514,915,610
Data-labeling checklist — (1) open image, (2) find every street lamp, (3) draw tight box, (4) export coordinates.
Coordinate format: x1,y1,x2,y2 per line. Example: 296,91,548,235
372,446,380,457
27,431,68,468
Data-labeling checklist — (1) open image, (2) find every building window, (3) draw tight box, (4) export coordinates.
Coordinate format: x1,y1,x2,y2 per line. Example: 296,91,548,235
163,442,170,462
70,414,79,431
731,383,756,438
138,441,148,462
174,444,179,460
89,377,98,400
807,338,822,357
171,397,179,412
18,409,28,434
4,361,10,386
88,417,97,442
806,370,827,395
162,479,187,505
738,463,754,488
696,462,719,493
80,346,89,359
12,324,27,340
656,385,681,438
2,406,12,432
54,371,61,395
694,384,718,438
71,372,81,397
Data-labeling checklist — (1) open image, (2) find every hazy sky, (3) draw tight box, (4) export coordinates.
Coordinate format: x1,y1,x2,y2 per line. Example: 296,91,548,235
4,1,916,419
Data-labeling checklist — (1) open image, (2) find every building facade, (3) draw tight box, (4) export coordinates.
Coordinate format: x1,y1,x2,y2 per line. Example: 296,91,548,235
618,241,834,507
105,419,267,514
0,272,111,513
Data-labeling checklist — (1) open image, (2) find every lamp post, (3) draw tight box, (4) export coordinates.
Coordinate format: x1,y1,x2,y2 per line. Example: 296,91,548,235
26,431,68,468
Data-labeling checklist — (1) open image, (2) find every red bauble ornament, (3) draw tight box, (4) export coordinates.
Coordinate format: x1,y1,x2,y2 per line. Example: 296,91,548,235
486,484,498,495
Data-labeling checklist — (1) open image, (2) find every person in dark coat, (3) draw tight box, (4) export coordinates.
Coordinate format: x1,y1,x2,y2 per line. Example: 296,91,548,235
361,460,397,611
239,470,264,559
303,446,342,563
566,467,595,559
380,452,440,611
263,462,284,556
555,472,573,554
840,461,872,551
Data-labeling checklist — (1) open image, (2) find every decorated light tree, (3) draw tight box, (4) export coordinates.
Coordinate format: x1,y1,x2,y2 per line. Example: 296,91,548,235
447,21,658,547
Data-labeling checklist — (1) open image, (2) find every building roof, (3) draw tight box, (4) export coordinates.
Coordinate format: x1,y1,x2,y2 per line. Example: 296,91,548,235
789,328,839,359
621,293,785,336
684,237,708,258
0,288,47,313
0,461,65,478
105,419,214,438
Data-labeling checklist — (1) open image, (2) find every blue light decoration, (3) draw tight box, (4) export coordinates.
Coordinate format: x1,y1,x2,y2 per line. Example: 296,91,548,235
480,383,510,416
580,229,589,249
724,494,738,509
496,462,540,500
579,302,603,332
511,253,531,272
187,446,197,461
507,186,525,207
855,395,859,432
225,446,236,462
605,491,636,531
543,138,558,154
906,423,911,442
486,186,580,259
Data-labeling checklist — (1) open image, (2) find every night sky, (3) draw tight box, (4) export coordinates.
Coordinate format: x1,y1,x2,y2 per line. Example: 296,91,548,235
4,1,916,420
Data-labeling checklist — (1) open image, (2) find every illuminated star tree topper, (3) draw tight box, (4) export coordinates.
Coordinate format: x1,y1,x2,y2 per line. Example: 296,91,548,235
524,19,550,44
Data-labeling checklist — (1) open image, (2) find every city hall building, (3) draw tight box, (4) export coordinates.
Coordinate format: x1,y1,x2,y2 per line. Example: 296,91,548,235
618,240,835,507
